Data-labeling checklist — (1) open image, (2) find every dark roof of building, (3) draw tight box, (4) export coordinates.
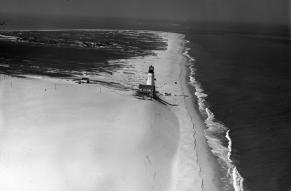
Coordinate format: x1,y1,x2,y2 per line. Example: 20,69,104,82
148,65,154,73
138,84,155,90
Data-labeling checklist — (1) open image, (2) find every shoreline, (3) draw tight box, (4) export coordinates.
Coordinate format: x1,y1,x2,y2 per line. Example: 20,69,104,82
183,37,245,191
0,30,222,191
179,52,223,190
146,32,222,191
170,34,223,191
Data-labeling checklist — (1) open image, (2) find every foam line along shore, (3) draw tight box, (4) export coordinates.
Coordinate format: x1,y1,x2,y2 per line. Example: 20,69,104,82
182,39,244,191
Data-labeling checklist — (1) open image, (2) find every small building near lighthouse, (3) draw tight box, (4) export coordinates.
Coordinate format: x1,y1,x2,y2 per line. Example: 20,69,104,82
138,84,155,97
136,65,156,98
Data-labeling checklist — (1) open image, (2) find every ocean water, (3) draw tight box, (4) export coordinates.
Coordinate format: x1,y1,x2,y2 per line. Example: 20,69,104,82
184,24,290,191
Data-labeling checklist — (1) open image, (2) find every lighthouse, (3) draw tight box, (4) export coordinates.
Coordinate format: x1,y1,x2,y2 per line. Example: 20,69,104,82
136,65,156,98
146,65,155,86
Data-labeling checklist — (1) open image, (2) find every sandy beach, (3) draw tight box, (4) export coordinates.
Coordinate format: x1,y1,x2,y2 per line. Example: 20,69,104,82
0,32,221,191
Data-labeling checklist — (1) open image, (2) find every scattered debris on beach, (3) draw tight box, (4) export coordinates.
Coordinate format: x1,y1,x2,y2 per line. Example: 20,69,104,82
77,77,90,84
164,92,171,96
72,77,132,92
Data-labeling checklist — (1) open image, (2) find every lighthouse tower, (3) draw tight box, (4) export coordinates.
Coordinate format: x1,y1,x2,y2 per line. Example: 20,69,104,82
146,65,155,86
137,65,156,98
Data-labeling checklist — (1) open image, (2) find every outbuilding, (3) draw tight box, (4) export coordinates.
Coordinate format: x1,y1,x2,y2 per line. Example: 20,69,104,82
137,84,155,98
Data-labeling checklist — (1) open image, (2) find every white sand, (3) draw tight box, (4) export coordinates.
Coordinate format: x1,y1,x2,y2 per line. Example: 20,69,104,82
149,33,222,191
0,31,221,191
0,78,179,191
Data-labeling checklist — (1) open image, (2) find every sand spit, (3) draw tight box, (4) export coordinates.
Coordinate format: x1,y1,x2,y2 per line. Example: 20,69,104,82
0,31,221,191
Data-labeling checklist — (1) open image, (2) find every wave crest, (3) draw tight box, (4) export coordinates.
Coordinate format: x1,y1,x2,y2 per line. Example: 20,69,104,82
183,40,244,191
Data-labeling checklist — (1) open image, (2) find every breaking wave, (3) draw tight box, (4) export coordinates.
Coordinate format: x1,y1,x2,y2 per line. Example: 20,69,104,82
183,41,244,191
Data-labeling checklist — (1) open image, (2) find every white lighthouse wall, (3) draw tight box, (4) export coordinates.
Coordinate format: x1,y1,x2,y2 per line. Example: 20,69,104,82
146,73,154,86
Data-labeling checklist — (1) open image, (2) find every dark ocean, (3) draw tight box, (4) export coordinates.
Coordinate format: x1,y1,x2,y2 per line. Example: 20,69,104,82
184,24,290,191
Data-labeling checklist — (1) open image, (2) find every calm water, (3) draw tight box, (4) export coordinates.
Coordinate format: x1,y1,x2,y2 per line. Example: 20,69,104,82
185,24,290,191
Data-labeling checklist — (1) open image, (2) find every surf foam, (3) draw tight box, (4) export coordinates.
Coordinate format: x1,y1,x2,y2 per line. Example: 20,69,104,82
183,40,244,191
